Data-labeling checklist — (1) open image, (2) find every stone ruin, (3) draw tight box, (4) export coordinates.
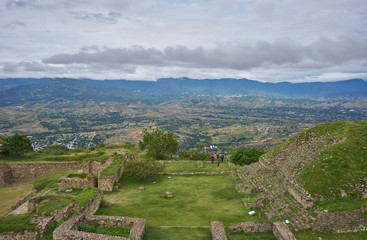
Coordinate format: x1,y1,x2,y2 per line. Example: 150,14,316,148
0,163,13,187
53,214,146,240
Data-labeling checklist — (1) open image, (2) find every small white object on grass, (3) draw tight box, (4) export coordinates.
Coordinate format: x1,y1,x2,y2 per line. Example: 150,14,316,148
153,182,156,184
248,211,256,216
285,220,289,224
168,176,172,179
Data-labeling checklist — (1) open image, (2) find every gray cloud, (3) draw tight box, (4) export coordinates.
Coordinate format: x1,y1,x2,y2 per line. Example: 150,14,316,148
42,36,367,71
6,0,35,9
70,11,123,24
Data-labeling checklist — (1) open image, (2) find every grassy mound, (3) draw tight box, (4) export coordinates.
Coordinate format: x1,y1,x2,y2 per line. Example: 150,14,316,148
296,121,367,198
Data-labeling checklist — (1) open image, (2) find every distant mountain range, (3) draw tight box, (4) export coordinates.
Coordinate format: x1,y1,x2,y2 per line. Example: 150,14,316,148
0,77,366,106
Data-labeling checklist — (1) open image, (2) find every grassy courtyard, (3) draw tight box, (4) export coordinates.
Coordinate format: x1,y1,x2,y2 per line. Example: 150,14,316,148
96,172,268,239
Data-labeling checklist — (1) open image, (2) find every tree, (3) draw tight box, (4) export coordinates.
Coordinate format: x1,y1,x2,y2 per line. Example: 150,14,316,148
230,147,266,166
124,158,164,179
1,134,33,157
139,127,179,159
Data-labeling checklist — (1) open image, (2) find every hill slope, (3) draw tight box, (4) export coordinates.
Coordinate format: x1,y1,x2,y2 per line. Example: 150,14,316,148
261,120,367,200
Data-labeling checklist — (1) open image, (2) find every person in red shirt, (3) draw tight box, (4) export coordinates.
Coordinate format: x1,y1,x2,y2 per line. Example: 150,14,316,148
211,154,215,163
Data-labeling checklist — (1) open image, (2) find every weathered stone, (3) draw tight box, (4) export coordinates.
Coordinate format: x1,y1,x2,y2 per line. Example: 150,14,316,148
65,189,73,193
273,221,296,240
166,194,174,198
211,221,227,240
0,163,13,187
313,208,367,233
340,190,348,198
138,187,145,190
230,222,272,233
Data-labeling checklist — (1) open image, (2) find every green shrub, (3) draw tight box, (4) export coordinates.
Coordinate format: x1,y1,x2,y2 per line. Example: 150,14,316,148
101,153,123,177
124,158,164,179
230,147,266,166
67,173,89,178
75,187,100,210
40,144,69,155
78,223,130,237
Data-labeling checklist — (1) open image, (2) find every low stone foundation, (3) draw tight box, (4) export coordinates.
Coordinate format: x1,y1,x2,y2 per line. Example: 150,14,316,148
211,221,227,240
230,222,272,233
0,231,37,240
58,176,97,191
8,162,83,181
53,214,146,240
313,208,366,233
98,162,124,192
80,191,103,215
273,222,297,240
51,201,79,222
37,216,54,237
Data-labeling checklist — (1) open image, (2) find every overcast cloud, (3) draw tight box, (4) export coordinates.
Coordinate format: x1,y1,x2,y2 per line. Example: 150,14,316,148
1,0,367,82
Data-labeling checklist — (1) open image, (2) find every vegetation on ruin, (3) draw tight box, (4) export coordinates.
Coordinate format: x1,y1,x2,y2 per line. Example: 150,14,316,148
75,187,101,210
78,223,131,238
100,153,123,177
297,121,367,199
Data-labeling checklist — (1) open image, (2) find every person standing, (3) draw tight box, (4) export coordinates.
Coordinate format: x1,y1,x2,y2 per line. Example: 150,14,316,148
216,153,220,167
221,154,224,163
211,154,215,163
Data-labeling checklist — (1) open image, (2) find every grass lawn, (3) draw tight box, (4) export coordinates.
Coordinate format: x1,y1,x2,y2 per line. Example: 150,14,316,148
227,231,277,240
96,174,267,239
0,181,33,216
161,161,240,173
294,229,367,240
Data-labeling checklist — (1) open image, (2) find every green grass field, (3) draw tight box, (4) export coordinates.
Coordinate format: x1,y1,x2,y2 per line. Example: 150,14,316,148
96,174,267,239
161,161,240,173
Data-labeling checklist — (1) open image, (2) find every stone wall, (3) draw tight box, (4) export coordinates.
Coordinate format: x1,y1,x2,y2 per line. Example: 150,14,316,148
83,157,113,177
37,216,54,237
229,222,272,233
272,222,297,240
0,231,37,240
0,163,13,187
98,161,124,192
51,201,79,222
80,191,103,215
313,208,366,233
287,186,314,208
8,162,83,181
211,221,227,240
58,176,97,191
53,214,146,240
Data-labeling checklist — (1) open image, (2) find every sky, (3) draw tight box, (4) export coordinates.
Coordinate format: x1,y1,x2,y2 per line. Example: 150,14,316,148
1,0,367,82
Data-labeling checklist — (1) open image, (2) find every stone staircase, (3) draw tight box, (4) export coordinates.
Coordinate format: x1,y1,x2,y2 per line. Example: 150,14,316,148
237,162,314,231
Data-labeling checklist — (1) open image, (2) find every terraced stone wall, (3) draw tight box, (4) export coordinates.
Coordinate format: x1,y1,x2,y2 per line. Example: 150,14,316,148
58,176,97,191
0,163,12,187
9,162,83,181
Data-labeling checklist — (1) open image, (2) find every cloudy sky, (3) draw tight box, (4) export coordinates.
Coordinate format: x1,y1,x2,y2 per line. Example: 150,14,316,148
1,0,367,82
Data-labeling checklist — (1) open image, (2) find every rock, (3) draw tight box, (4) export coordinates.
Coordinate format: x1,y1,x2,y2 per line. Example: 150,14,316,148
65,189,73,193
164,191,172,195
160,195,165,198
363,193,367,199
248,210,256,216
166,195,174,198
113,185,119,190
138,187,145,190
340,190,348,198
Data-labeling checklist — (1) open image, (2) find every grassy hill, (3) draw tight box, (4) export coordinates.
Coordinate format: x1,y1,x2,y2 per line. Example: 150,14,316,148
261,120,367,210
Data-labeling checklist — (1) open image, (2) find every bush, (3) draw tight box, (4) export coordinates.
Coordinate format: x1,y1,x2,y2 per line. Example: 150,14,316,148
0,134,33,157
139,127,180,159
40,144,69,155
124,158,164,179
230,147,267,166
